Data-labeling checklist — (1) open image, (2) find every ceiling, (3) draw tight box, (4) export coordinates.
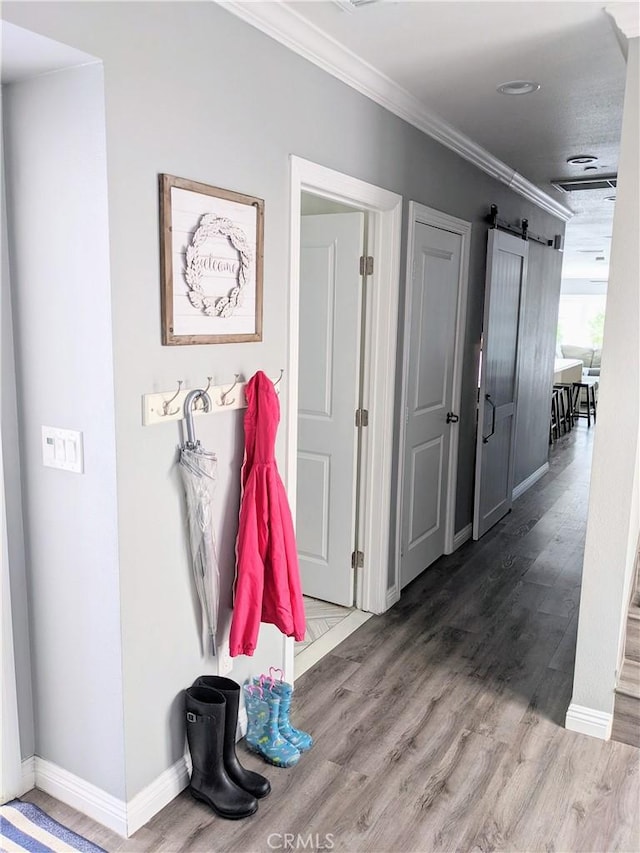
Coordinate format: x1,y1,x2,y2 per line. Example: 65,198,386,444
290,2,625,192
226,0,637,286
2,7,634,287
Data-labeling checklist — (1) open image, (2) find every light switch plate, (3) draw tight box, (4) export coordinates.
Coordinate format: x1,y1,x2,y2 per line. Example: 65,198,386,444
42,426,84,474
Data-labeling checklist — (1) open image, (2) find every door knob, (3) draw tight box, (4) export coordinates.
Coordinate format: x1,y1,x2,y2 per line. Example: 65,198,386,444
446,412,459,424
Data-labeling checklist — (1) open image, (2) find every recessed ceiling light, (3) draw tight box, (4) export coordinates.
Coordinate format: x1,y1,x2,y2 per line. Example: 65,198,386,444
496,80,540,95
567,155,599,165
605,195,616,202
583,166,598,172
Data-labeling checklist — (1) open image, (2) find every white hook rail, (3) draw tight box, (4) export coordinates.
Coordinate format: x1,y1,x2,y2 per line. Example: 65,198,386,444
141,373,283,426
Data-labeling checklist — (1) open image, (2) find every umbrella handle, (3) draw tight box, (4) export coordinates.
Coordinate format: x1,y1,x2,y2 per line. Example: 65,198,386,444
183,389,211,447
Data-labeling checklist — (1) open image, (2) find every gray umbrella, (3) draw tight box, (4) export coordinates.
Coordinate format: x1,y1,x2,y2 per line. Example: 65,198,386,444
179,389,219,656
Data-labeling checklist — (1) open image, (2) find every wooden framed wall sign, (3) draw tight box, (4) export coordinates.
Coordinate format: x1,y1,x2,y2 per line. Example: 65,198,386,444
160,174,264,344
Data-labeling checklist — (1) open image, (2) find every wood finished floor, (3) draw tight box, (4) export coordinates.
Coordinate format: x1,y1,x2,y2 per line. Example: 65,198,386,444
23,425,639,852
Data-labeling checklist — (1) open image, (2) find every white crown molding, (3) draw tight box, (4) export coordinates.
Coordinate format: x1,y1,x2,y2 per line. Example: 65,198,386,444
606,3,640,39
508,174,572,222
217,0,573,222
565,703,613,740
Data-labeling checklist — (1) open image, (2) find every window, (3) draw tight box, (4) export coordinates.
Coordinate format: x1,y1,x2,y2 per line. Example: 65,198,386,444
556,294,606,348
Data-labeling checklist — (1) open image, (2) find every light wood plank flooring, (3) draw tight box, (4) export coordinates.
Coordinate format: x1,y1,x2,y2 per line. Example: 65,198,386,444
612,571,640,748
22,424,639,851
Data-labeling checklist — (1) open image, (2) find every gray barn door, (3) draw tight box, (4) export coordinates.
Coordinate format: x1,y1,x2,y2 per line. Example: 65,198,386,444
401,222,463,588
473,229,528,540
296,212,364,606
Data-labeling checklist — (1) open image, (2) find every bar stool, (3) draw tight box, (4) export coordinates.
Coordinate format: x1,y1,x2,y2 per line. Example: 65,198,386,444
553,383,574,431
550,388,560,443
554,386,568,435
572,379,598,427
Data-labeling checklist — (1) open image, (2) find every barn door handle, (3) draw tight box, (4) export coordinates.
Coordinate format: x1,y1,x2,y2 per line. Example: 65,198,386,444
482,394,496,444
446,412,459,424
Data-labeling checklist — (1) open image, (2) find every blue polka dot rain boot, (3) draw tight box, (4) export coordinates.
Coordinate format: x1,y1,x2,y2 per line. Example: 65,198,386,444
272,680,313,752
243,684,300,768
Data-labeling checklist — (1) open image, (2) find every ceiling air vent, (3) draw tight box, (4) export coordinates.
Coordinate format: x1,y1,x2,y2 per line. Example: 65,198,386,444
551,175,617,193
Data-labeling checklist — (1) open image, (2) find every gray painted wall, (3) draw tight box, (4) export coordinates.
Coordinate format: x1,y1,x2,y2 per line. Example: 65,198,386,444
1,86,35,762
3,63,126,797
3,1,565,800
514,241,563,488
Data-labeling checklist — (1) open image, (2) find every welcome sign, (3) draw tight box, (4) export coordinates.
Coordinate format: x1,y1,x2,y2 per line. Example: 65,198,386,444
160,174,264,345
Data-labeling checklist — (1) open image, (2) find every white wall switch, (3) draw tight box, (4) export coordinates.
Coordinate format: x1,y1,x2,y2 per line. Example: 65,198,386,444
42,426,84,474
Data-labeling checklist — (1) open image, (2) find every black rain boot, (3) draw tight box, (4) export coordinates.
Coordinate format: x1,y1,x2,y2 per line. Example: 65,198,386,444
185,686,258,819
193,676,271,799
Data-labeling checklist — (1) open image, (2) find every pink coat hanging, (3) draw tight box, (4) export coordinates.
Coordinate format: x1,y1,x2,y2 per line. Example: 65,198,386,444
229,371,306,656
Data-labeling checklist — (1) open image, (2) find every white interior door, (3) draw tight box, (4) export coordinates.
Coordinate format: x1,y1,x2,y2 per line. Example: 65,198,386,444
473,229,528,540
401,222,463,589
296,212,364,606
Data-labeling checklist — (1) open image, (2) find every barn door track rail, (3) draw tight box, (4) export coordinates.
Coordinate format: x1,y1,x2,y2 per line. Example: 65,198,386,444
488,204,563,250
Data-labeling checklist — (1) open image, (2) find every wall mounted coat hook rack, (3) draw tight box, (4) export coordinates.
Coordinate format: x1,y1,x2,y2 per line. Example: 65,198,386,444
162,380,183,416
142,371,284,427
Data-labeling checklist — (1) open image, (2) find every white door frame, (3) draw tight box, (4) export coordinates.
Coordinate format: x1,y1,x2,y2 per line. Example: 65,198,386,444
283,156,402,678
396,202,471,591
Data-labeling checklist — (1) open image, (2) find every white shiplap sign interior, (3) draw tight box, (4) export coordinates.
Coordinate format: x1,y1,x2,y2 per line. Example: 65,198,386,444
171,187,258,337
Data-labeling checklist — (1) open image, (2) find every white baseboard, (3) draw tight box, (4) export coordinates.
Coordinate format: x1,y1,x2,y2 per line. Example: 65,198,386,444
565,703,613,740
20,713,253,837
513,462,550,501
127,754,190,836
386,584,400,611
453,523,473,550
20,756,36,795
34,757,128,837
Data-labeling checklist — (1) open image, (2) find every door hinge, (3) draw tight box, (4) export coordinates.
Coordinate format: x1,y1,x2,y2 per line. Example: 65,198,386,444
359,255,374,276
351,550,364,569
355,408,369,428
